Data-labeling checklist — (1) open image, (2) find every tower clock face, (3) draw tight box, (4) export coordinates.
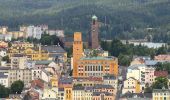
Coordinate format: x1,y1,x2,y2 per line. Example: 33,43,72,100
93,29,95,32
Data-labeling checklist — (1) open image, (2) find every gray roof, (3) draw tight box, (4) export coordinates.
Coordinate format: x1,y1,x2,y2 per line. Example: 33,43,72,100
0,67,11,70
94,84,114,89
80,56,116,61
35,60,53,65
120,92,152,99
73,86,85,90
0,72,8,78
92,92,113,96
41,45,66,53
153,89,170,93
145,60,158,66
128,64,146,70
103,74,116,80
58,88,64,91
59,77,73,84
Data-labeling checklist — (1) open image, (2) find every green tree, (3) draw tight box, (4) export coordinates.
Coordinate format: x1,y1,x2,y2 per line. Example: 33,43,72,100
2,56,10,63
152,77,168,89
118,54,132,66
0,84,10,98
11,80,24,94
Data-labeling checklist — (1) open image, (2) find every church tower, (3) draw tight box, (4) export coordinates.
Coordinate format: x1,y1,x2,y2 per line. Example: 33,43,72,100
73,32,83,77
89,15,99,49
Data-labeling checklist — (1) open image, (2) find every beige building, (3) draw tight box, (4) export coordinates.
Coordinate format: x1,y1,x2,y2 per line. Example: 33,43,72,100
42,88,58,99
8,31,26,39
153,89,170,100
0,26,8,34
122,77,141,94
11,54,27,69
8,69,32,86
72,86,92,100
103,74,118,90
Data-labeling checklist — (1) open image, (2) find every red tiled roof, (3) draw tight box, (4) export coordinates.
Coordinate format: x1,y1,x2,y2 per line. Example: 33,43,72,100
154,71,168,77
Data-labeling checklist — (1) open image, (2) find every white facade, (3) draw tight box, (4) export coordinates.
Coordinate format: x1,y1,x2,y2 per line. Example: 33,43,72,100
27,25,44,39
0,72,9,87
42,88,58,99
11,56,27,69
46,30,64,37
41,70,52,83
122,77,137,94
0,50,7,57
72,89,92,100
0,34,12,41
31,69,41,80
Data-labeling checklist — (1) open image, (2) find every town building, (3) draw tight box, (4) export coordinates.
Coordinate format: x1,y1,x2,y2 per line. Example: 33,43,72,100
73,32,118,78
0,34,12,41
122,77,141,94
0,72,9,87
127,64,155,85
103,74,118,90
8,44,49,61
8,31,26,39
73,77,103,87
46,30,65,38
75,56,118,78
152,89,170,100
41,45,67,62
0,48,7,57
8,69,32,87
72,86,93,100
10,54,27,69
154,54,170,61
12,42,34,49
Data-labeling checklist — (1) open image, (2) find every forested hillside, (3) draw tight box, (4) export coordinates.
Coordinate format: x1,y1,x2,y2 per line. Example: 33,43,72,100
0,0,169,40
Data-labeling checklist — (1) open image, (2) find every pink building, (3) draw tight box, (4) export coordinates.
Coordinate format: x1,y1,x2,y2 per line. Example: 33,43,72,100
145,67,155,86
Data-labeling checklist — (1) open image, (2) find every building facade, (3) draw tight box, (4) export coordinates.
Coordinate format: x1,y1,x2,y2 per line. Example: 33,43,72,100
75,56,118,78
8,69,32,86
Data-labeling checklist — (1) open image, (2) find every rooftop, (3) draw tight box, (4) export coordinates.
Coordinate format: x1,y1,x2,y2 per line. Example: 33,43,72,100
41,45,66,53
34,60,53,65
103,74,116,80
154,71,168,77
93,84,114,89
92,92,113,96
80,56,116,61
153,89,170,93
0,72,8,78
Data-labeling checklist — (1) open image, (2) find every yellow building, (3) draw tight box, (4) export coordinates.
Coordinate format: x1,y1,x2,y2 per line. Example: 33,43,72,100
64,87,72,100
8,44,49,61
8,31,26,39
153,89,170,100
50,76,58,88
12,42,34,49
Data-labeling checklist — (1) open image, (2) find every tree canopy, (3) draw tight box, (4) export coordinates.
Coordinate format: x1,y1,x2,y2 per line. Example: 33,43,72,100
11,80,24,94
